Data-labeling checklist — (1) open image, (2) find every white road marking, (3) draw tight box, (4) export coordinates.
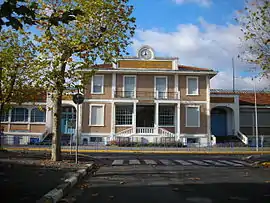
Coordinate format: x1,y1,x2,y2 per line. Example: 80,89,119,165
159,159,175,165
203,160,226,166
144,159,157,165
112,160,124,166
218,160,243,167
188,160,209,166
129,159,140,165
230,160,252,166
174,160,193,166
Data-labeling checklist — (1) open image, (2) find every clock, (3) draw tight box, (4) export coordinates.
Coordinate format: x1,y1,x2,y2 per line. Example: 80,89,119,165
138,47,153,60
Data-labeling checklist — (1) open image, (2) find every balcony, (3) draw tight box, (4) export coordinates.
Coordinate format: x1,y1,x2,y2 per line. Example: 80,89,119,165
114,91,180,100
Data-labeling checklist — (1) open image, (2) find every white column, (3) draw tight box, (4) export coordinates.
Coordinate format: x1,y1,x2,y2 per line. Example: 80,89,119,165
155,102,159,134
45,92,53,133
112,73,116,98
27,107,31,131
176,102,181,139
206,75,211,146
132,102,136,134
174,74,179,99
111,102,115,139
234,101,240,136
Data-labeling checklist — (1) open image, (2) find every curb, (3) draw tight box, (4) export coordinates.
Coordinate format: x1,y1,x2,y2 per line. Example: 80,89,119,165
37,163,96,203
5,147,270,155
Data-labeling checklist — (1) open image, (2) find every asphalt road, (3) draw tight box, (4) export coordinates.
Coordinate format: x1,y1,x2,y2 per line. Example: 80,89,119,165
60,154,270,203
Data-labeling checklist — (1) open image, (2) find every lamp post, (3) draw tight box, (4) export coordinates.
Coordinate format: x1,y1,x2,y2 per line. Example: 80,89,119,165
72,89,84,164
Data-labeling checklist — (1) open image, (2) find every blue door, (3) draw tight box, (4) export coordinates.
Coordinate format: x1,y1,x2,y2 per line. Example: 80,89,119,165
211,108,227,136
61,107,76,134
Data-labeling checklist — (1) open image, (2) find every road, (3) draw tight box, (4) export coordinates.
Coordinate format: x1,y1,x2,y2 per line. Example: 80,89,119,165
60,154,270,203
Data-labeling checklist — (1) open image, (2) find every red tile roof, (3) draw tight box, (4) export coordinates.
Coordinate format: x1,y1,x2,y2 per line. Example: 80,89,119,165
178,65,213,71
91,63,213,72
211,90,270,105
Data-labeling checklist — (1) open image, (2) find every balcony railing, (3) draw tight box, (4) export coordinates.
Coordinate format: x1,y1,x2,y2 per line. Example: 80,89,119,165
114,91,180,100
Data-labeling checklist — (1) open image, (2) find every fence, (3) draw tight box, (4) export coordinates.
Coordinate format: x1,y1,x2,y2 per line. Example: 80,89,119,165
1,135,270,152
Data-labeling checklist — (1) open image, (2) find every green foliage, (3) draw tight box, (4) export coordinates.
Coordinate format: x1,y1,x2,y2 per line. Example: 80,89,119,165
0,29,40,111
0,0,37,30
237,0,270,73
32,0,136,160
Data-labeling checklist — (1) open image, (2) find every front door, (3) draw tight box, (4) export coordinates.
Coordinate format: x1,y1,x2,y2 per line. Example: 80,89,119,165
211,108,227,136
136,105,154,127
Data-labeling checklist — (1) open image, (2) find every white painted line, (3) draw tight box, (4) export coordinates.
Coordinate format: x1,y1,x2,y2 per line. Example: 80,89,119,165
159,159,175,165
188,160,209,166
218,160,243,167
112,160,124,166
129,159,140,165
203,160,226,166
174,160,193,166
144,159,157,165
231,160,252,166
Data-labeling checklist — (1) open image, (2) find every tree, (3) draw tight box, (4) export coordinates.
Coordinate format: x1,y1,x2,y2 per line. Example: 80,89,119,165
0,0,37,30
237,0,270,74
0,29,39,136
0,0,84,31
34,0,136,161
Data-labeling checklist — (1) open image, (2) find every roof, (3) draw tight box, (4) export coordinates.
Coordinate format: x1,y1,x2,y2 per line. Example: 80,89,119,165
178,65,213,72
211,89,270,105
91,63,214,72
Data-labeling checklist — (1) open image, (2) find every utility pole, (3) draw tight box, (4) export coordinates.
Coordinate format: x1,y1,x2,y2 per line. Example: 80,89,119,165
253,76,259,152
232,57,235,93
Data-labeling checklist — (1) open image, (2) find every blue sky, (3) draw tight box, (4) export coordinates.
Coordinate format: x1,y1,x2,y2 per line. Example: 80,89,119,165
127,0,268,90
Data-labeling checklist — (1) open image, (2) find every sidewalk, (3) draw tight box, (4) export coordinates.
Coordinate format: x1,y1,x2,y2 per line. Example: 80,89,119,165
0,150,91,203
4,145,270,155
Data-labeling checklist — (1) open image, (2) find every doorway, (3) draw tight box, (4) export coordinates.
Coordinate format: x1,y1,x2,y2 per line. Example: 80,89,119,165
136,105,155,127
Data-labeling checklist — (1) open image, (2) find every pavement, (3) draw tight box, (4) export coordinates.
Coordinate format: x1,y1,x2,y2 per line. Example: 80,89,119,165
0,150,93,203
4,145,270,155
60,154,270,203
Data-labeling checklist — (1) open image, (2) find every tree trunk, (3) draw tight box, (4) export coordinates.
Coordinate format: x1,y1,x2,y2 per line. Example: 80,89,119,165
51,89,63,161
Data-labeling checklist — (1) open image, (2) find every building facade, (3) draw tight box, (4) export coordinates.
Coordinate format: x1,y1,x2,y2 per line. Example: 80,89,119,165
1,45,270,146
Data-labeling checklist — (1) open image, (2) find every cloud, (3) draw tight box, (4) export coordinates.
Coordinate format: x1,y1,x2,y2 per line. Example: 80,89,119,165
173,0,212,7
132,17,269,90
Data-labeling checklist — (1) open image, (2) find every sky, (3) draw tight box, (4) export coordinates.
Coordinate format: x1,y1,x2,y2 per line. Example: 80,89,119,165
127,0,269,90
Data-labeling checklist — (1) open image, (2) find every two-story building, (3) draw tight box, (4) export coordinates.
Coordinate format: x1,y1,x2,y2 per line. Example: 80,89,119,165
1,45,270,147
78,45,217,146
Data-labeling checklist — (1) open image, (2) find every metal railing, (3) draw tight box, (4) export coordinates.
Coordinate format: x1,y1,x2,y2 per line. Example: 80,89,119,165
237,131,249,145
114,91,179,100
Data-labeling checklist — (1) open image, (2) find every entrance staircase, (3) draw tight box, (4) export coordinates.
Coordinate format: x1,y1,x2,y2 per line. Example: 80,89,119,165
214,131,248,147
115,127,175,138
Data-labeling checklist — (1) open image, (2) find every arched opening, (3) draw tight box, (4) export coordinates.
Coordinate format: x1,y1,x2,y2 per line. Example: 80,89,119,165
211,106,235,137
61,106,76,135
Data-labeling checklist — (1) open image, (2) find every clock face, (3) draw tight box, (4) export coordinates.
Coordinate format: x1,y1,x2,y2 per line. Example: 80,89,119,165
139,48,152,60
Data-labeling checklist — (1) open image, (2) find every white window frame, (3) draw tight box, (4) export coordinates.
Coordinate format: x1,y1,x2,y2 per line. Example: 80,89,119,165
185,105,200,127
91,75,104,94
186,76,199,96
89,104,105,126
123,75,137,98
154,76,168,99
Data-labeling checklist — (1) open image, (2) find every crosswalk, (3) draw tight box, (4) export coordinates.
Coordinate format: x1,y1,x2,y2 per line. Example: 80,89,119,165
110,159,252,167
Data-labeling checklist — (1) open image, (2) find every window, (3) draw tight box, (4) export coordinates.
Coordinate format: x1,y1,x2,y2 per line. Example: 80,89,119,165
31,108,46,122
159,106,175,126
186,106,200,127
187,77,199,95
155,76,167,99
115,105,133,125
91,75,104,94
11,108,29,122
123,76,136,98
89,105,104,126
90,137,103,142
0,111,9,122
